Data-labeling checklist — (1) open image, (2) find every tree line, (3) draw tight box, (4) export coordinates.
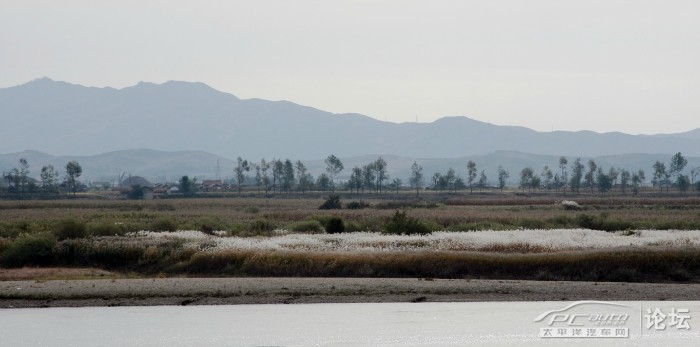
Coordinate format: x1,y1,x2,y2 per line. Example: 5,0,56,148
3,152,700,198
2,159,83,197
225,152,699,196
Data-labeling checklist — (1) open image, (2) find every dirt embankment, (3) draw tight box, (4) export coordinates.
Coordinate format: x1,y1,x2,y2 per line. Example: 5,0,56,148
2,271,699,308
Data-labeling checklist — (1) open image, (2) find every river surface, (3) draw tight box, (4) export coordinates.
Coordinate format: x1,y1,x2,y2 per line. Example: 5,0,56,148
1,302,698,346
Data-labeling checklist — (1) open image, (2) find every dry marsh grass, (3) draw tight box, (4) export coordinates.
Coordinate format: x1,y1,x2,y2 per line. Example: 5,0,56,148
1,196,699,282
179,247,700,282
2,197,700,236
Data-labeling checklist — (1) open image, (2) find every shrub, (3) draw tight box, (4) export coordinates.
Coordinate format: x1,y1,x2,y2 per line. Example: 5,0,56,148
193,218,226,236
288,220,324,233
319,195,342,210
53,219,88,240
325,216,345,234
384,210,431,235
375,201,439,210
547,215,575,227
346,200,370,210
250,219,276,232
148,203,176,211
0,233,56,267
344,221,363,233
89,222,127,237
127,185,145,199
151,218,178,232
518,218,547,229
576,214,635,232
243,206,261,214
200,224,216,235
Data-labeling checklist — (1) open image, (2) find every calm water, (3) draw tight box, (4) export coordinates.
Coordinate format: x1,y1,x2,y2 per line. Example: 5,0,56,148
1,302,698,346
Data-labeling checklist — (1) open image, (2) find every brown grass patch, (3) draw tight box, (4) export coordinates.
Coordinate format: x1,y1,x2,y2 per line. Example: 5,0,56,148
0,267,114,281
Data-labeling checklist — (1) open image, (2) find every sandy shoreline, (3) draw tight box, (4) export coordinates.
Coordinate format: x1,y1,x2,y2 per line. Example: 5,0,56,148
2,277,699,308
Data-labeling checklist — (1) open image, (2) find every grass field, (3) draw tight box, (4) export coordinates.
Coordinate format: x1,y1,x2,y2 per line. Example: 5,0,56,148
1,194,699,282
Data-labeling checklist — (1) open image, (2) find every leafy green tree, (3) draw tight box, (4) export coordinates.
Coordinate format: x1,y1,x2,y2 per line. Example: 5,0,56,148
259,159,272,194
431,172,441,191
445,168,456,192
691,167,699,191
637,169,646,185
558,156,568,193
233,157,250,194
608,167,619,191
64,160,82,196
273,159,284,193
478,170,488,191
127,184,145,199
569,158,584,194
324,154,344,192
436,174,448,191
295,161,311,193
316,173,331,191
466,160,477,193
652,160,668,192
619,169,630,195
4,169,19,194
669,152,688,193
669,152,688,179
254,164,263,193
409,162,424,197
179,175,197,197
40,165,59,194
390,178,402,194
584,159,597,192
541,166,553,190
362,164,375,193
631,169,645,195
596,168,612,194
348,166,363,194
282,159,295,192
6,158,30,195
520,167,534,192
677,174,690,194
373,157,388,194
497,165,509,192
454,176,466,190
18,158,29,194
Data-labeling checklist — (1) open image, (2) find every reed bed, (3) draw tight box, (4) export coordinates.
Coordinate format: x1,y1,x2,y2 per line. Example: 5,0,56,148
134,229,700,253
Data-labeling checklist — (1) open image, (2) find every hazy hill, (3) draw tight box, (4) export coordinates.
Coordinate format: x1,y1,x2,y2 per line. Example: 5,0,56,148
2,78,700,159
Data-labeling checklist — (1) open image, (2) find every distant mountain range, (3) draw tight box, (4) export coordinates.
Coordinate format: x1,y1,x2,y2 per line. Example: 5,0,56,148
2,78,700,161
2,78,700,183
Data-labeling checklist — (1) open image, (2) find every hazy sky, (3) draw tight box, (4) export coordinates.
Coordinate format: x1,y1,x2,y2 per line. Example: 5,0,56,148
1,0,698,134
